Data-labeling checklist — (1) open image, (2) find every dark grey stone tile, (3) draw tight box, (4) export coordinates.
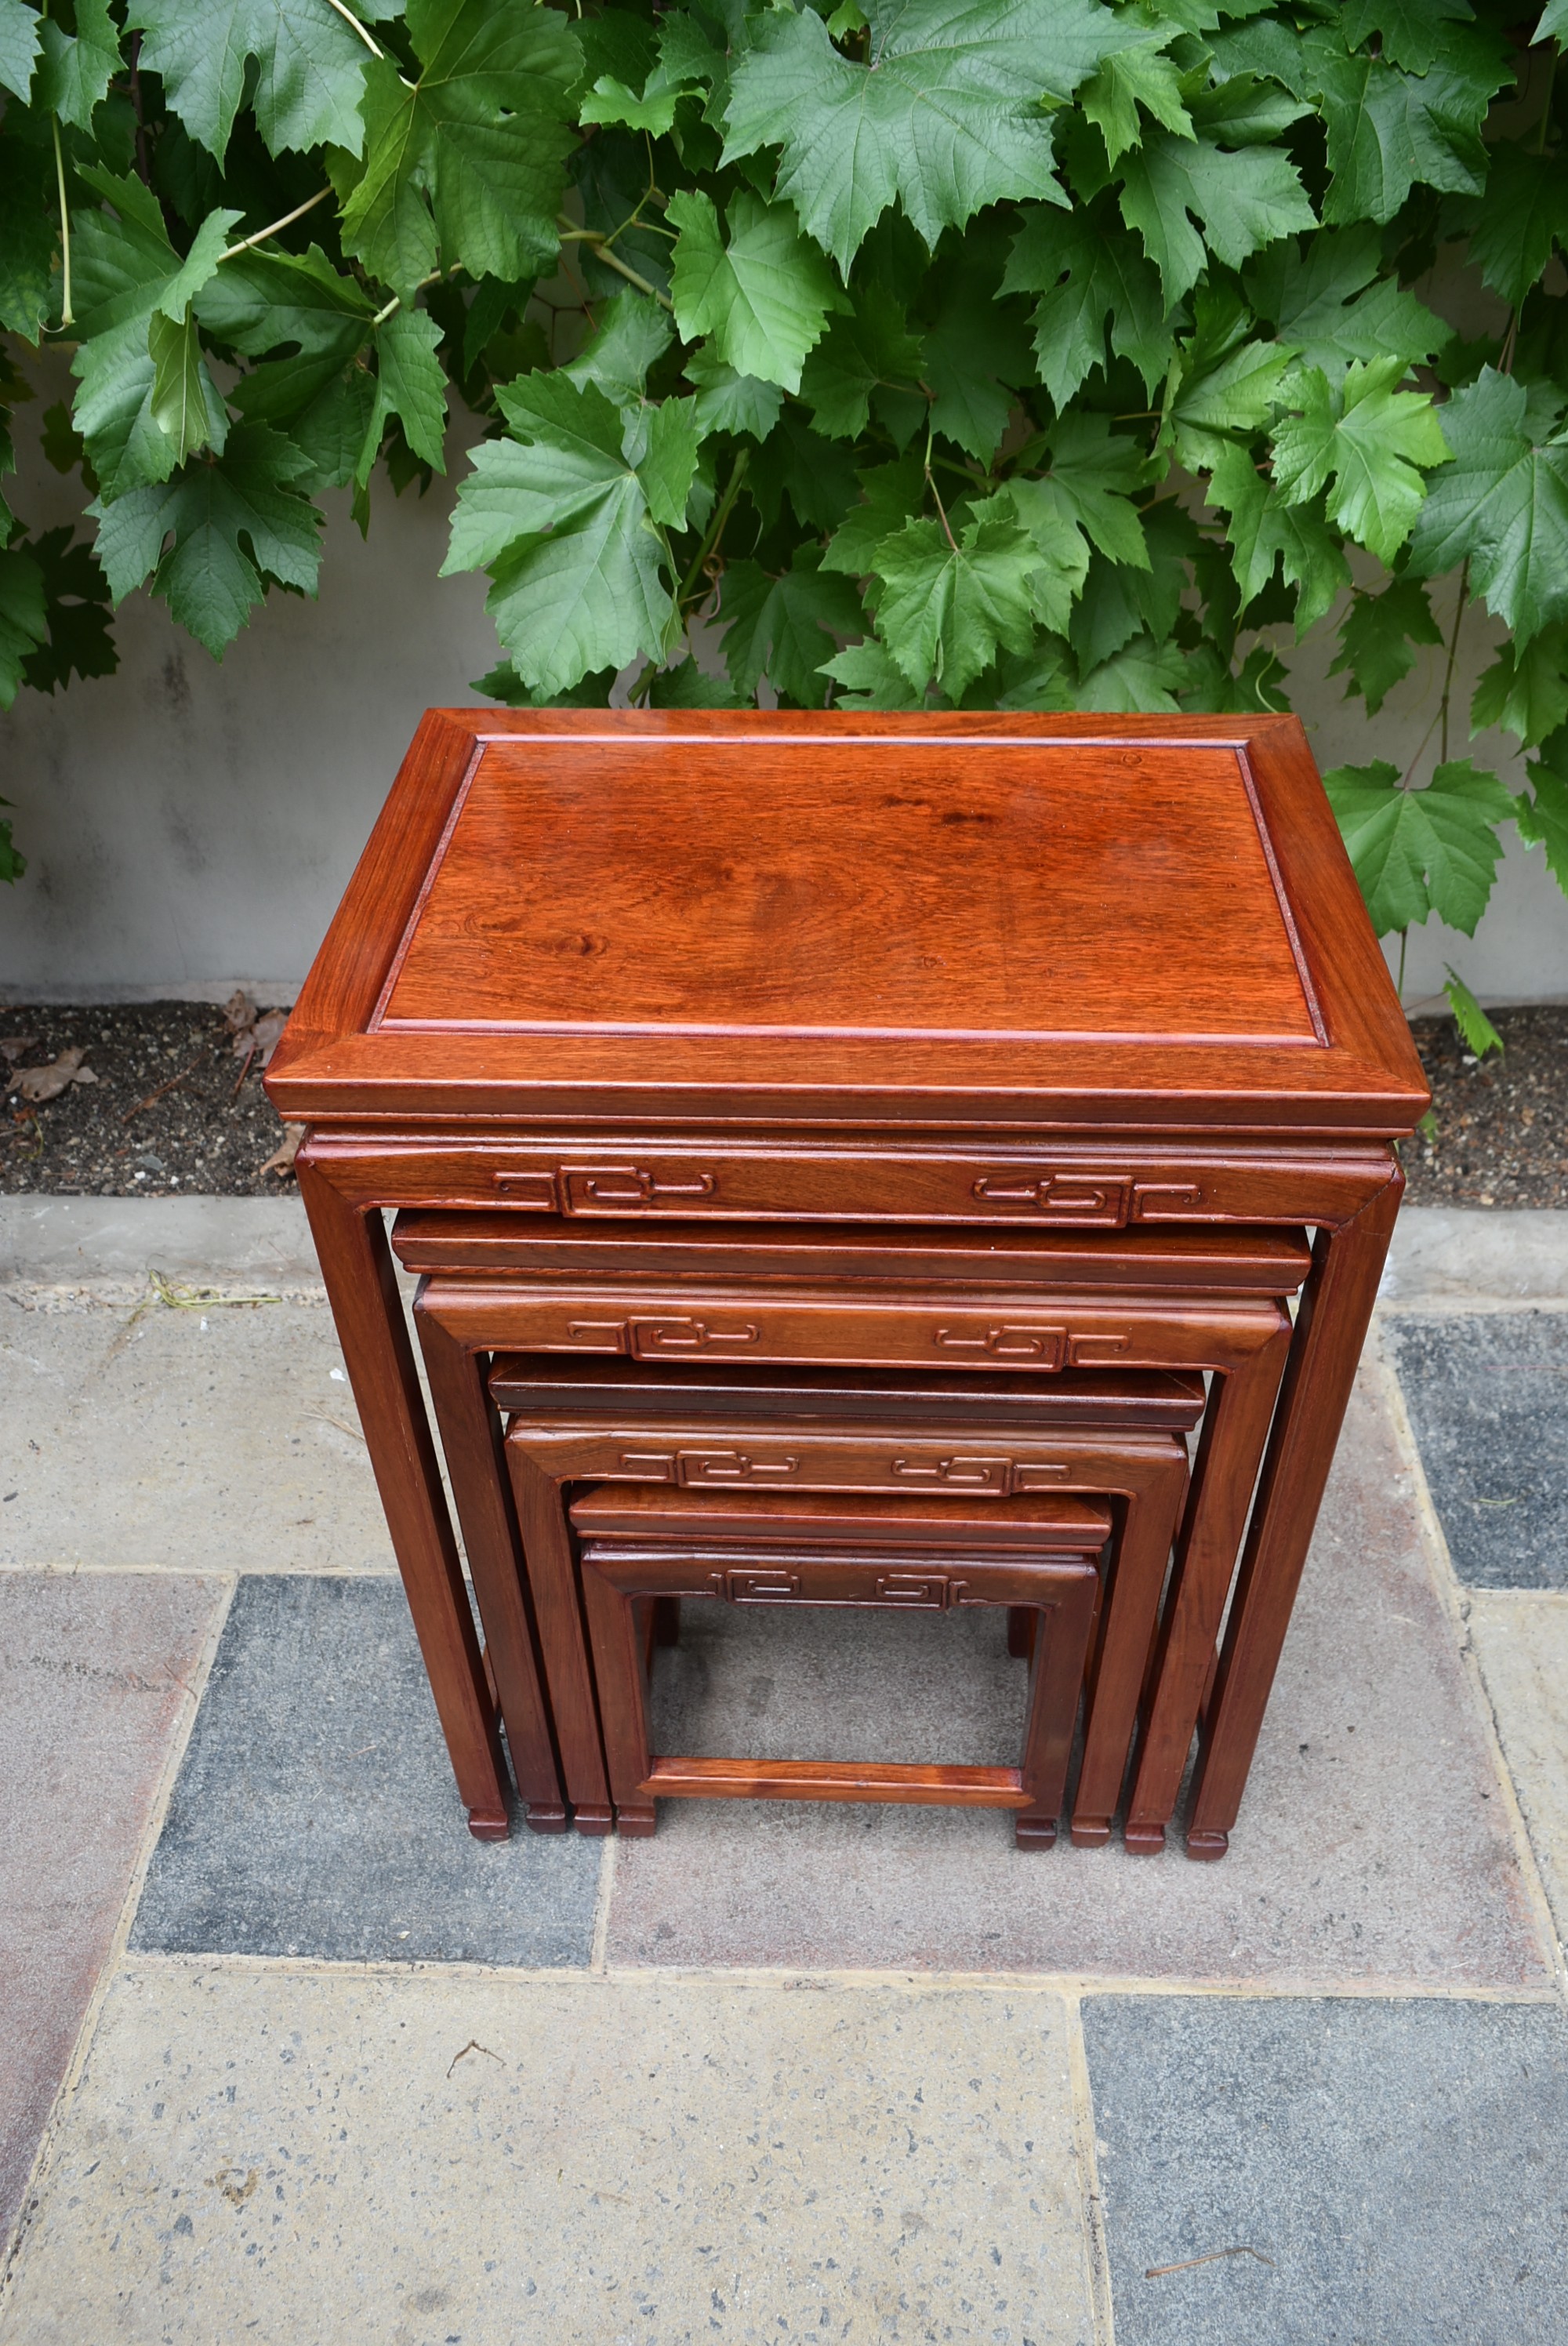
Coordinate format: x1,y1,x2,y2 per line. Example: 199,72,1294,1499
1083,1994,1568,2346
1384,1312,1568,1586
130,1578,600,1966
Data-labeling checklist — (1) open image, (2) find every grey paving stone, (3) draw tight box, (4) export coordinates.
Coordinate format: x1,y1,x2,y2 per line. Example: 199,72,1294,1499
129,1578,600,1966
1082,1993,1568,2346
1383,1311,1568,1587
0,1965,1098,2346
0,1571,225,2257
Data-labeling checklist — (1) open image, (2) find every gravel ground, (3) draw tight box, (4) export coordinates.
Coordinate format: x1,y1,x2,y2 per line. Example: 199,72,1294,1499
1404,1007,1568,1210
1,1000,297,1196
2,997,1563,1206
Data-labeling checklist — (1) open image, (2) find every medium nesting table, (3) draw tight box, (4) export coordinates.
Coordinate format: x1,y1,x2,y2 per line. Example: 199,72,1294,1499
267,709,1428,1854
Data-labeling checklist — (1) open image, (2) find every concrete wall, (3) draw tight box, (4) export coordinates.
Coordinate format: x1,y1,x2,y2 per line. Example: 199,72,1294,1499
2,357,1565,1008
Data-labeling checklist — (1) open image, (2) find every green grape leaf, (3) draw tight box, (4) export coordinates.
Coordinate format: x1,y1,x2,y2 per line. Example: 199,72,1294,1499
1310,34,1504,227
1470,625,1568,750
70,187,239,497
1210,441,1352,633
1079,38,1192,168
148,307,223,467
668,188,845,395
871,511,1039,699
722,0,1111,272
1003,205,1167,404
821,635,925,709
1322,756,1515,936
685,346,784,441
1033,411,1149,571
1408,369,1568,649
1118,129,1316,306
1185,68,1308,149
1468,144,1568,311
0,135,60,341
1443,965,1502,1056
199,242,376,434
746,411,861,534
357,307,448,485
1245,226,1450,381
35,0,122,132
1327,576,1442,714
1515,752,1568,895
1537,0,1568,37
800,288,922,441
984,478,1091,635
0,0,39,100
442,373,673,695
719,547,864,705
1270,358,1448,566
1073,630,1185,711
822,454,927,576
1341,0,1475,75
0,543,47,710
919,246,1034,463
1167,336,1294,474
16,525,117,692
127,0,376,163
648,655,746,709
1065,549,1142,669
88,420,323,657
637,395,703,531
563,292,673,411
339,0,580,302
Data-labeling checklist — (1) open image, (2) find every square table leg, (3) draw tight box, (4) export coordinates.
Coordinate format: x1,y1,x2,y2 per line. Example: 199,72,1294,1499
1183,1171,1403,1856
296,1159,513,1838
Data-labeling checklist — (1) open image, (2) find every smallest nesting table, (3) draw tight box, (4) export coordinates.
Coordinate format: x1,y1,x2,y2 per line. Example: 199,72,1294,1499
268,708,1428,1852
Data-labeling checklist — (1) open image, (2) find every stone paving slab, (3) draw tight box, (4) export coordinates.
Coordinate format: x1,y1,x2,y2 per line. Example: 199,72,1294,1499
1468,1591,1568,1950
1,1296,395,1575
1081,1992,1568,2345
1383,1311,1568,1588
604,1361,1549,1988
0,1964,1099,2346
130,1577,601,1969
0,1571,225,2257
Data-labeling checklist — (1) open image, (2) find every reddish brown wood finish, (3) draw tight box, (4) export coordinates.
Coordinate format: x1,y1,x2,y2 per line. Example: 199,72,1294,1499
268,713,1427,1135
416,1274,1197,1836
271,711,1425,1854
416,1256,1287,1842
570,1484,1107,1843
293,1157,513,1837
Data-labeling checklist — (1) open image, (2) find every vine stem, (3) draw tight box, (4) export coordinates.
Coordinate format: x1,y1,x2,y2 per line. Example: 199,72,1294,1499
322,0,384,59
1438,561,1469,765
52,115,73,329
556,219,672,309
219,186,334,263
370,270,442,328
679,448,749,607
924,419,958,550
1396,927,1408,1002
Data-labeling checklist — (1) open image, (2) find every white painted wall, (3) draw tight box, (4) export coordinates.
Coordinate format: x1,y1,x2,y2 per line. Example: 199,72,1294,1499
2,355,1564,1006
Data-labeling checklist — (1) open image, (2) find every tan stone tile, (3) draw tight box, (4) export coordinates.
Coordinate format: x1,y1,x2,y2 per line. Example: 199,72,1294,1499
0,1574,226,2254
1468,1591,1568,1947
0,1963,1097,2346
0,1301,394,1574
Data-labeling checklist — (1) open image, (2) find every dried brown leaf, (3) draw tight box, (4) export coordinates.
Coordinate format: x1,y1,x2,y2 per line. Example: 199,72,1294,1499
252,1009,289,1066
223,990,257,1034
17,1047,89,1102
0,1034,39,1062
260,1123,304,1178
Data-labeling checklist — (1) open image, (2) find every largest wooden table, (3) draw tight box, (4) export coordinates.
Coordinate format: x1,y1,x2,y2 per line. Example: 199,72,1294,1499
266,709,1428,1854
